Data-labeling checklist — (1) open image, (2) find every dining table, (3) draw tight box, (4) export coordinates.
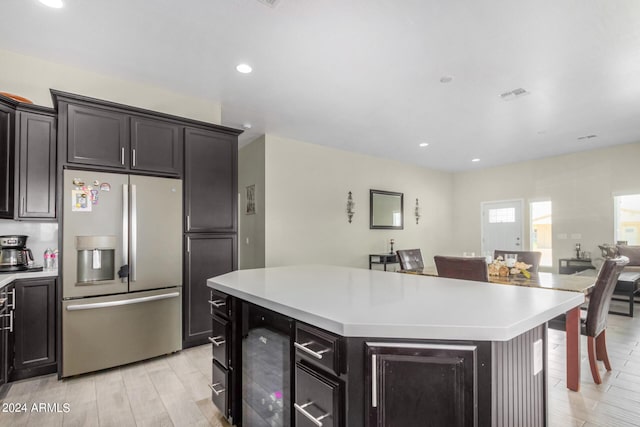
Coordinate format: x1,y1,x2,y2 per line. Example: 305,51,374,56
399,267,596,392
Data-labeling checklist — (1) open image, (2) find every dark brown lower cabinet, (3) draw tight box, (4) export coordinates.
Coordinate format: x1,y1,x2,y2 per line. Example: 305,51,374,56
211,360,230,419
183,234,237,347
11,278,56,381
365,343,477,427
295,362,343,427
0,285,11,396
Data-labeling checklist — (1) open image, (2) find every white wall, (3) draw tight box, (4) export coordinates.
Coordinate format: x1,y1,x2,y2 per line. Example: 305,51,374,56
238,136,266,269
263,135,455,269
0,49,221,123
452,142,640,270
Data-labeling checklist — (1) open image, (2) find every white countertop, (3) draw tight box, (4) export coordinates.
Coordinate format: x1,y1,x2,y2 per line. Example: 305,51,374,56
0,269,58,289
208,265,585,341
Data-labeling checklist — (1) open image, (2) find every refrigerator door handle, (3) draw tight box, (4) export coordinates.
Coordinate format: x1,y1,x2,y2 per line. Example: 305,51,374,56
122,184,129,282
131,184,137,282
65,291,180,311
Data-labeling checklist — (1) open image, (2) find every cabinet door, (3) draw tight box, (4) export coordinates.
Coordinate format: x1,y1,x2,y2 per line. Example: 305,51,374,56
366,343,477,427
18,112,56,218
13,279,56,371
184,234,237,347
184,128,237,232
0,287,9,390
67,104,128,168
131,117,183,176
0,105,14,219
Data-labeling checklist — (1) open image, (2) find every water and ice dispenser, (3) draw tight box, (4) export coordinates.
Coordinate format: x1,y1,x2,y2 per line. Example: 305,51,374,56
76,236,116,283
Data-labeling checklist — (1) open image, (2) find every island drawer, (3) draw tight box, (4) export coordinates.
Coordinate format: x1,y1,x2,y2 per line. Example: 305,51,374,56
209,290,231,318
211,360,230,420
210,314,230,368
295,323,342,375
295,362,342,427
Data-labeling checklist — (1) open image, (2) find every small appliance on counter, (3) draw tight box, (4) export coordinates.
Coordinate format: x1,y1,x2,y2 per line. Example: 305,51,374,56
0,235,43,273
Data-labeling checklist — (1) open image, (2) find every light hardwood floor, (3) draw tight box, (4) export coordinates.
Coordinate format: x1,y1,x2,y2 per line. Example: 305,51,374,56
0,308,639,426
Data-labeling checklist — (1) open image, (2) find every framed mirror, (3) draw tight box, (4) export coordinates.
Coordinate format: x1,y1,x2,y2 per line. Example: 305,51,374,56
370,189,404,229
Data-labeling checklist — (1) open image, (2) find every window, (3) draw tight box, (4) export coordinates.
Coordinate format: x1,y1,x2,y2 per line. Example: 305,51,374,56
614,194,640,245
488,207,516,223
530,201,552,267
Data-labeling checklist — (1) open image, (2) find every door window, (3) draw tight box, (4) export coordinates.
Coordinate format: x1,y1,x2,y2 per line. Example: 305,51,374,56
614,194,640,245
530,201,552,267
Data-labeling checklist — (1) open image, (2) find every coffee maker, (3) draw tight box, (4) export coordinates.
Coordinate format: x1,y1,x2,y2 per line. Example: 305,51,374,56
0,235,35,272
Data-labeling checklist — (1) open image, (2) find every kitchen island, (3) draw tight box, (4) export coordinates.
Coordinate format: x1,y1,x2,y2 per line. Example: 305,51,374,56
207,265,584,427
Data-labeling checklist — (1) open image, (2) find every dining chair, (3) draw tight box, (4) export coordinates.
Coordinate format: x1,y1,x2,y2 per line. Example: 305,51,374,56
396,249,424,271
433,255,489,282
493,250,542,274
548,256,629,384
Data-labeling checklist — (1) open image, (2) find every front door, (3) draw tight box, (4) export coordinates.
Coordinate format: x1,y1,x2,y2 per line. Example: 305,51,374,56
481,200,524,255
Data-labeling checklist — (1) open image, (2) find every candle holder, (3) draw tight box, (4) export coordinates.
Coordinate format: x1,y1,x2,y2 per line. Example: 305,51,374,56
346,191,355,223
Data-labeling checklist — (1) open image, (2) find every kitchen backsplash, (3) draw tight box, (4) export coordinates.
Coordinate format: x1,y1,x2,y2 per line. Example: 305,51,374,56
0,220,58,266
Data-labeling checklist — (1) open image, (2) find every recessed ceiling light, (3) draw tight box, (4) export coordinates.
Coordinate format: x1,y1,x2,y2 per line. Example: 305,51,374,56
39,0,63,8
419,142,429,147
242,123,252,130
236,64,252,74
439,76,454,83
471,158,480,162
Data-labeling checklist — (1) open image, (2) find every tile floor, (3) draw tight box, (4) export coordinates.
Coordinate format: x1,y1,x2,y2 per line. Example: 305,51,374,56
0,306,638,426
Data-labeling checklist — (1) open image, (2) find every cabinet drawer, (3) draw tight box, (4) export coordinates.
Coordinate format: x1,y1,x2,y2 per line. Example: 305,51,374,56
295,323,341,375
295,362,342,427
209,290,231,318
211,360,230,420
210,314,230,368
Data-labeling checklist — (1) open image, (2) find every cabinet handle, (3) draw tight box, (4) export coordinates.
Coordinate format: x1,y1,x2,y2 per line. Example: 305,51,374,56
209,383,226,396
371,354,377,407
294,341,330,360
132,148,136,167
208,336,226,346
208,299,226,308
120,147,125,165
7,289,15,309
1,312,13,332
21,197,25,215
294,401,330,427
186,215,191,230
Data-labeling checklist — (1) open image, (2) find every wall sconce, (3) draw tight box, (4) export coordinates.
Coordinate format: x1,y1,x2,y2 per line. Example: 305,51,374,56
415,198,421,224
346,191,355,223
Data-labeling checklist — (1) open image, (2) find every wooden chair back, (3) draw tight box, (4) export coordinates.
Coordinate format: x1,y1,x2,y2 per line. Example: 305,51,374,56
434,255,489,282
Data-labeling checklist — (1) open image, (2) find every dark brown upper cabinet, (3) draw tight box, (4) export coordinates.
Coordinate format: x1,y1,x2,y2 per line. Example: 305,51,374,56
184,127,238,233
0,104,14,219
131,117,183,176
0,95,56,220
67,103,128,169
18,112,57,219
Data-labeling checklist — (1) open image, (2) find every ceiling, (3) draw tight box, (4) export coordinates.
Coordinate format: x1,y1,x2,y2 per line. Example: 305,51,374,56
2,0,640,171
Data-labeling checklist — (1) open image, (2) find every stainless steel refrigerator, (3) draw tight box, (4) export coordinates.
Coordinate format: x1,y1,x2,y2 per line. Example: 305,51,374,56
61,170,182,377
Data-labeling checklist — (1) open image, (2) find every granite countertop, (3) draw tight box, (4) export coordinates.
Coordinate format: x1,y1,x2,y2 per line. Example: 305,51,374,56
208,265,584,342
0,269,59,289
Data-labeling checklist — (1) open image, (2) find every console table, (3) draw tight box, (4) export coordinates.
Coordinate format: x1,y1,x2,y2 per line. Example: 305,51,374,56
559,258,595,274
611,272,640,317
369,253,398,271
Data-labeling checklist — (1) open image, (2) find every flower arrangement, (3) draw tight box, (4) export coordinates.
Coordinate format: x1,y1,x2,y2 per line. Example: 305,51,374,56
488,256,532,278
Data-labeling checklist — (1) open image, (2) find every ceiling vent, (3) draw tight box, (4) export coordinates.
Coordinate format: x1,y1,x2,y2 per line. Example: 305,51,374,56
256,0,281,7
499,88,530,101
